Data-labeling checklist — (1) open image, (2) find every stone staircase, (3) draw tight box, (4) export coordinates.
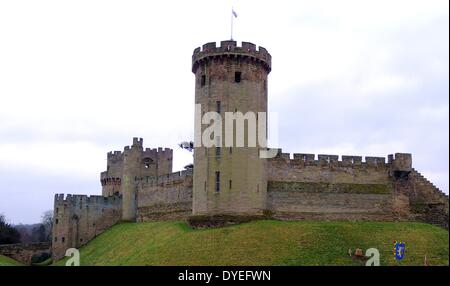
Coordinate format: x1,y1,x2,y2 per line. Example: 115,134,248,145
410,168,448,202
409,168,449,229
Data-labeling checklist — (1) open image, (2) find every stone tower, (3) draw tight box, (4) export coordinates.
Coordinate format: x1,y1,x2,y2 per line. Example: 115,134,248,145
100,137,174,221
121,138,143,221
191,41,272,217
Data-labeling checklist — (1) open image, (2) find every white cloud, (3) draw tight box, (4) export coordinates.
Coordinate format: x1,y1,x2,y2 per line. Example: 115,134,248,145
0,141,104,177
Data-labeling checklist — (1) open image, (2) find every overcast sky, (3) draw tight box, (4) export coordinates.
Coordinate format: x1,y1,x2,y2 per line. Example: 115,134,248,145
0,0,448,224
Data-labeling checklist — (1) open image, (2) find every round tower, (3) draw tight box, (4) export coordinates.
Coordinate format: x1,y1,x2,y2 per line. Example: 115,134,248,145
191,40,272,217
101,151,123,197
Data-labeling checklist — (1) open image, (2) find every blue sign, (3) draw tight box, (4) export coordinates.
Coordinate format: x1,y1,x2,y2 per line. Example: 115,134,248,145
394,241,406,261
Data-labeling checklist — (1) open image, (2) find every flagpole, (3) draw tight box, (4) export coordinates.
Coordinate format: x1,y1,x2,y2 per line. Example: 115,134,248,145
230,7,233,40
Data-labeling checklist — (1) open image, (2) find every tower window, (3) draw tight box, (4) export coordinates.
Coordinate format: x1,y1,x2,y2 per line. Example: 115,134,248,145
54,237,57,242
144,158,153,169
235,72,241,83
62,237,65,243
229,147,232,154
229,180,232,189
201,75,206,87
216,147,221,158
55,219,59,225
215,171,220,192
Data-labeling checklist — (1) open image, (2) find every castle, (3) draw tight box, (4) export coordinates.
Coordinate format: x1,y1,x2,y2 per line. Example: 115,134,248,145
52,40,449,260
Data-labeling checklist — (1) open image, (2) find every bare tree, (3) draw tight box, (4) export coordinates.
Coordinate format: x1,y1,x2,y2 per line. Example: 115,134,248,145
41,210,53,242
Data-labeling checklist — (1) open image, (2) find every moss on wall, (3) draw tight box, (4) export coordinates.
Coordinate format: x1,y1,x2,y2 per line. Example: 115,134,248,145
268,181,391,194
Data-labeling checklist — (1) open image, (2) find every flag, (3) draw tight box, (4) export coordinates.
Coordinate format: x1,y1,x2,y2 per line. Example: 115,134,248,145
232,8,238,18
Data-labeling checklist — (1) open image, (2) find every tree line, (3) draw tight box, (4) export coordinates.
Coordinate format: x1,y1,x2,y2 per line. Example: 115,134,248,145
0,211,53,245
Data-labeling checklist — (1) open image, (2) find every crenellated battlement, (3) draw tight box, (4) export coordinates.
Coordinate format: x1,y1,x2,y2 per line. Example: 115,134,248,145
192,41,271,73
132,137,143,147
52,193,122,260
107,151,123,160
54,193,121,206
270,149,393,168
100,177,121,187
143,147,173,158
138,169,193,187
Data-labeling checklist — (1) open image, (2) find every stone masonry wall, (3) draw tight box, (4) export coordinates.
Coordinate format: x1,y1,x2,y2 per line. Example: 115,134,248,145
266,152,448,228
402,169,449,228
52,194,122,260
267,152,404,221
0,242,50,265
136,169,193,221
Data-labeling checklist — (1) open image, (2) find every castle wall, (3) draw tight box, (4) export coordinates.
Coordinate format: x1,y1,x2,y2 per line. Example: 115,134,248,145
398,169,449,228
266,152,448,228
136,169,193,221
52,194,122,261
267,152,404,221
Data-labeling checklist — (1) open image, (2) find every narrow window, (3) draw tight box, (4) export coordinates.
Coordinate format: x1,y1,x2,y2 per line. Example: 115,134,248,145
54,237,57,242
216,101,221,114
215,171,220,192
235,72,241,83
229,180,232,189
201,75,206,87
216,147,221,158
204,181,207,191
62,237,65,243
55,219,59,225
56,208,59,213
229,147,232,154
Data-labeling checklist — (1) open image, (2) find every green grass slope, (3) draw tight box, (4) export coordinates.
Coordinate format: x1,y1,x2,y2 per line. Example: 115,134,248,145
55,220,449,266
0,255,23,266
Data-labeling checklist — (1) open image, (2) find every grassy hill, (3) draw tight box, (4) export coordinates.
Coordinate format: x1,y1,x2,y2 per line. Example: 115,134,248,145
0,255,23,266
54,220,449,266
